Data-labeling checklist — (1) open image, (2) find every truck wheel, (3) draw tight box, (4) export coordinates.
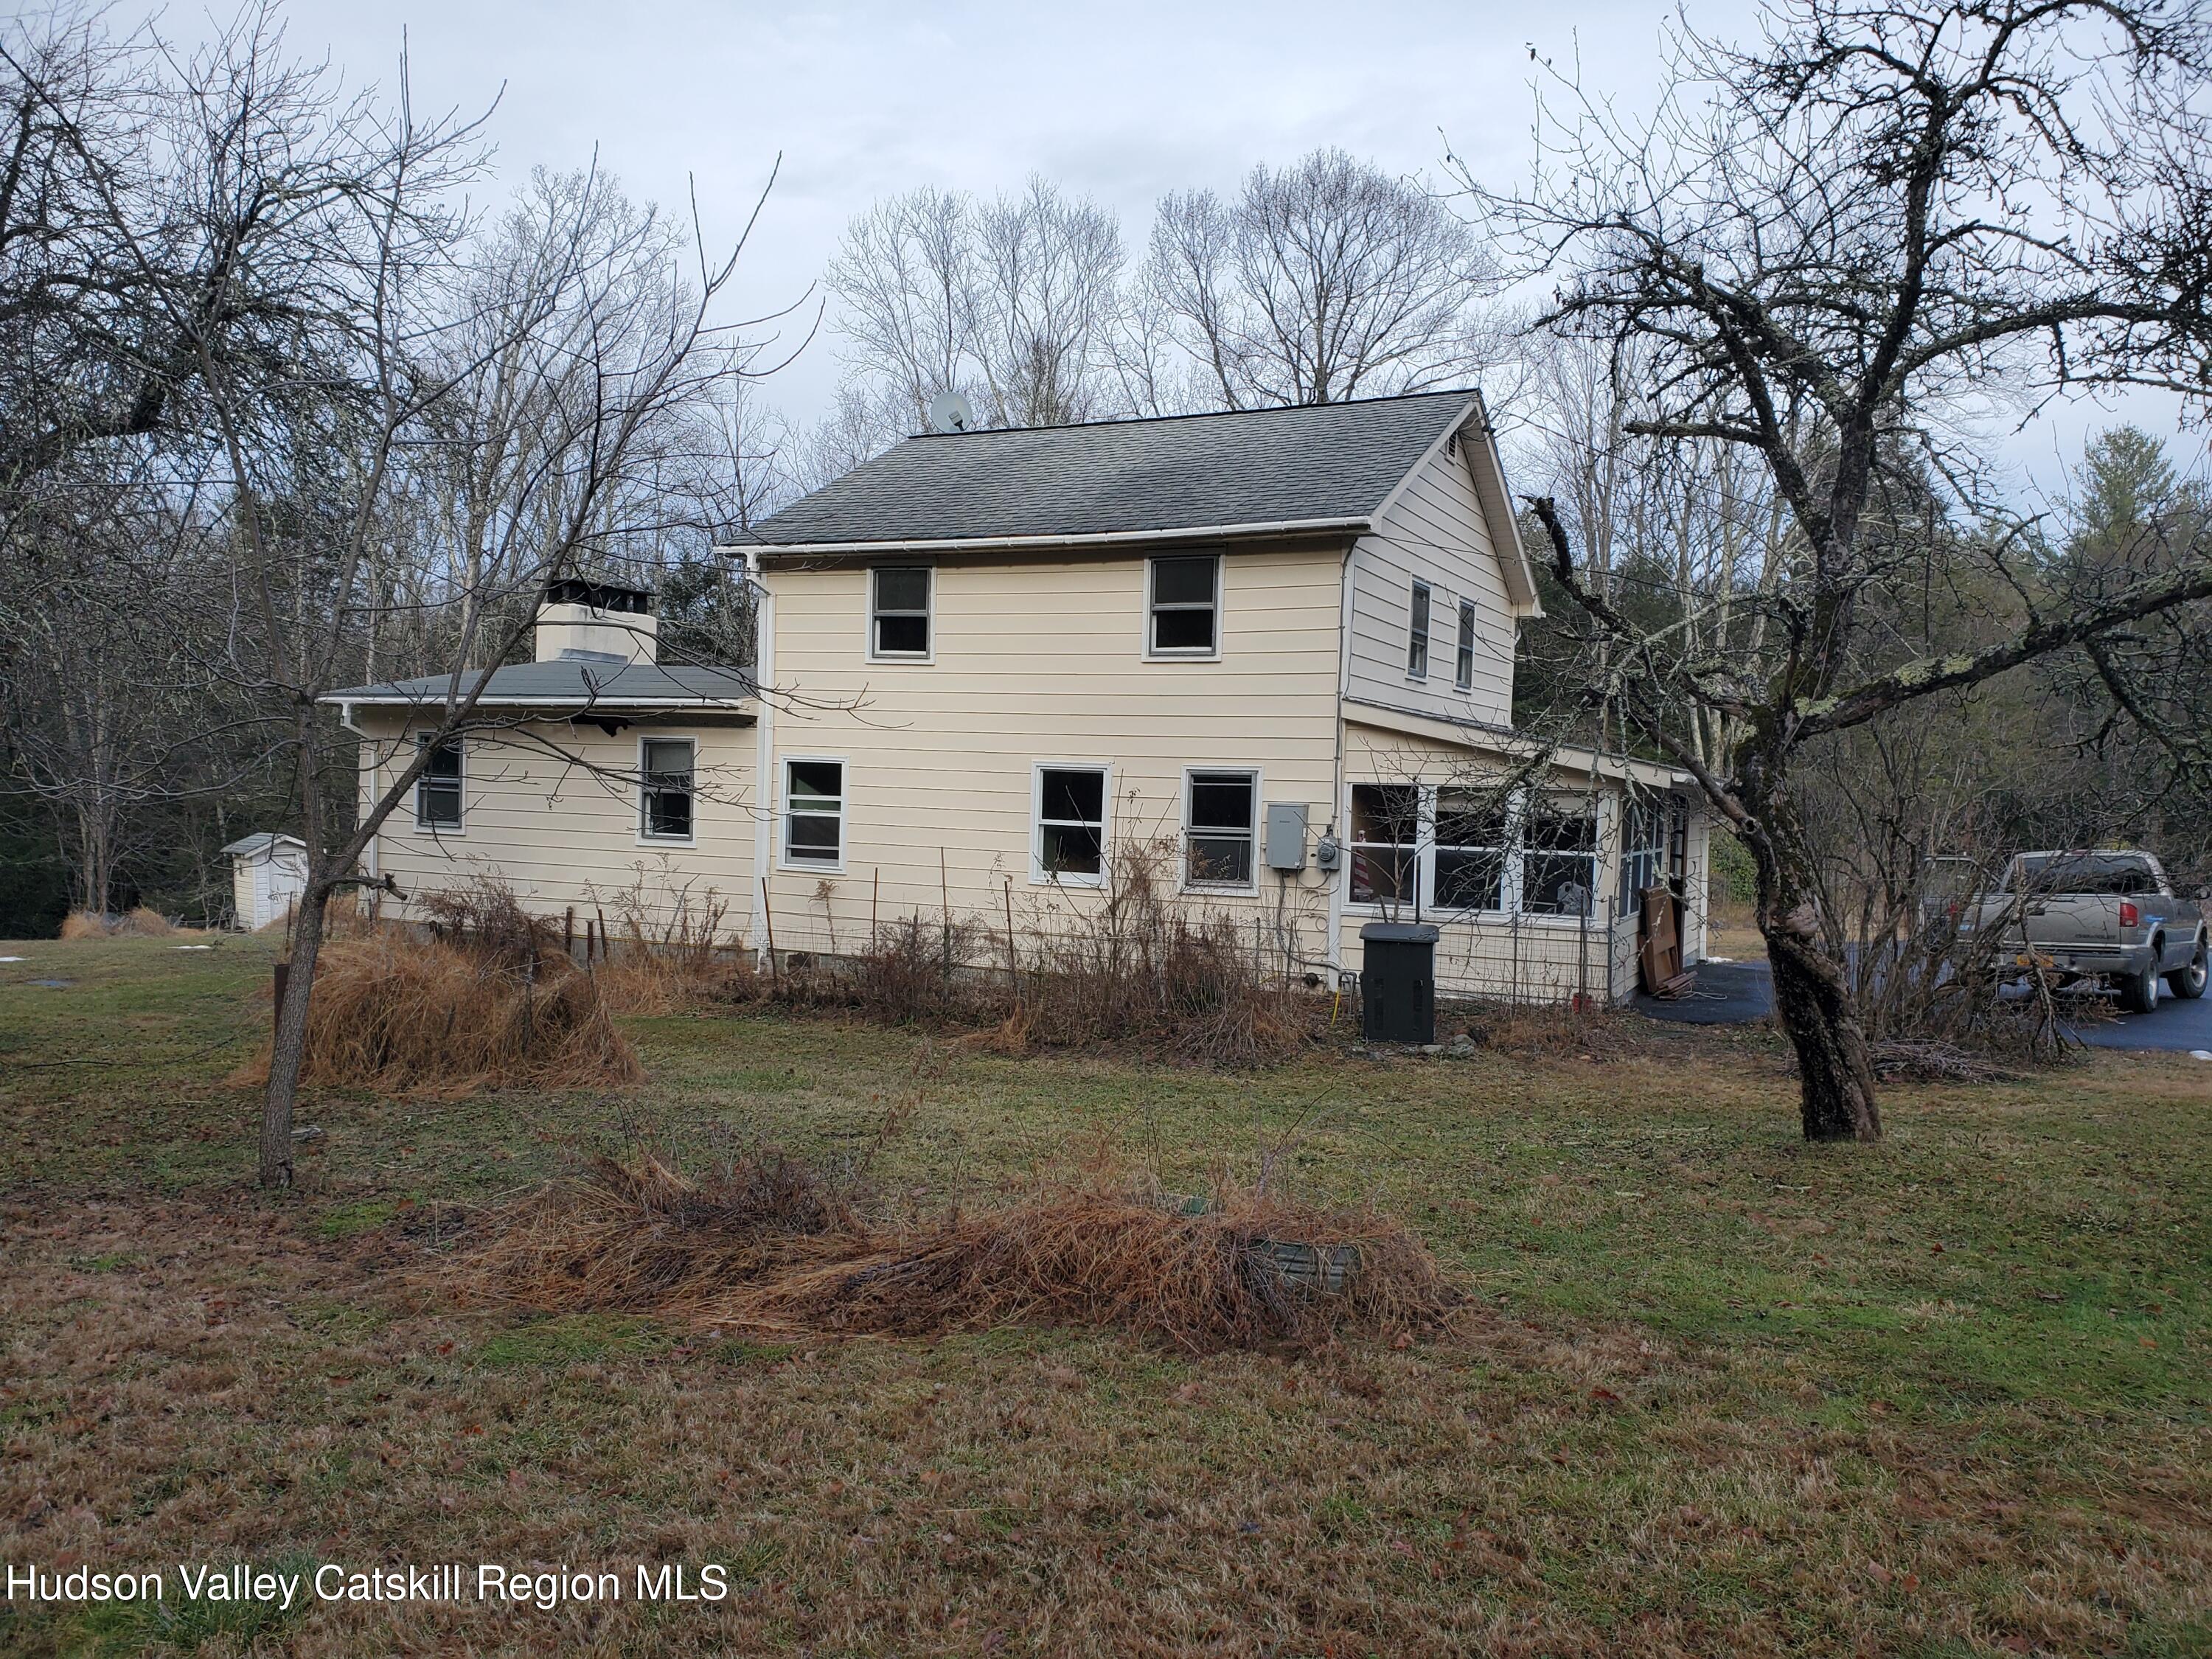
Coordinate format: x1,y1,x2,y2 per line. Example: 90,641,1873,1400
2168,933,2209,1001
2116,958,2162,1014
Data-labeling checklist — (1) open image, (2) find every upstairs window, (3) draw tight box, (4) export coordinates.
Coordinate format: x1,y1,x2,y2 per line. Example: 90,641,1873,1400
1455,599,1477,692
639,737,695,841
1184,770,1257,888
782,759,845,868
1349,784,1419,905
1148,554,1220,657
1034,765,1107,885
414,736,463,830
871,566,931,658
1407,581,1431,680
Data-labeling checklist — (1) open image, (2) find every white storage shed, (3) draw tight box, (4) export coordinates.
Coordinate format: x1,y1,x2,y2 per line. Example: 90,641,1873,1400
223,833,309,931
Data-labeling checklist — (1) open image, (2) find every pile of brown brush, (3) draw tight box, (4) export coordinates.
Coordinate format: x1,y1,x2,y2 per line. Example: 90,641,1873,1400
234,885,640,1095
59,907,184,940
452,1152,1458,1353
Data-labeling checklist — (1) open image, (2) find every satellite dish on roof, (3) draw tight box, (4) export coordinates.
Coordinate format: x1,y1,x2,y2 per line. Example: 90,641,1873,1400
927,389,976,434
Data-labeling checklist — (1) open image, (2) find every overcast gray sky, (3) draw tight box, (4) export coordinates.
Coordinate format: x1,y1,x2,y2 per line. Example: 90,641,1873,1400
158,0,2196,495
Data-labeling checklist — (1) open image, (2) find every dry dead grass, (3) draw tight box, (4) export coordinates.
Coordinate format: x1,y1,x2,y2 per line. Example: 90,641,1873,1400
58,905,183,941
6,942,2210,1656
231,889,639,1096
451,1154,1458,1352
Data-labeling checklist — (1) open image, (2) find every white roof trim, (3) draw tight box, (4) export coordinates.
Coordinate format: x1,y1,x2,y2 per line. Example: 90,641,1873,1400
323,694,753,710
728,515,1373,560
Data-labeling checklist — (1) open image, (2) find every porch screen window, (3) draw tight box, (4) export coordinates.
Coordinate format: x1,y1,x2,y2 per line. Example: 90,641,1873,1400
1150,555,1220,655
1349,784,1419,905
640,738,695,841
414,736,462,830
1407,582,1431,680
871,566,931,658
1433,788,1508,911
1523,805,1598,917
1037,767,1107,883
1185,771,1256,888
1619,799,1669,917
783,759,844,866
1455,600,1477,691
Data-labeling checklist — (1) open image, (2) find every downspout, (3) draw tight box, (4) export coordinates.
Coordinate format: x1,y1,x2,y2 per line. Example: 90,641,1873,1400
337,700,379,896
1327,540,1356,988
745,549,775,968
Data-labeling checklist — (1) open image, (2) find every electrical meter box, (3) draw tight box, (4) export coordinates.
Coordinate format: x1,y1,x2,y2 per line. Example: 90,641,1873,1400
1264,802,1309,872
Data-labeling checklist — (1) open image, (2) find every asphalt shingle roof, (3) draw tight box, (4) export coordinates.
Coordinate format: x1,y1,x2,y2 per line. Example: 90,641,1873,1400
743,390,1477,548
326,662,754,707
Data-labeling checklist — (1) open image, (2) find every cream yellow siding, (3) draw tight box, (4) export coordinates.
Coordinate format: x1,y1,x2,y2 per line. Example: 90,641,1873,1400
354,717,756,940
757,543,1346,968
1345,429,1518,728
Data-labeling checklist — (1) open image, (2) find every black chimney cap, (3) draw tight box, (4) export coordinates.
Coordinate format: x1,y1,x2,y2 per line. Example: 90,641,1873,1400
543,573,655,614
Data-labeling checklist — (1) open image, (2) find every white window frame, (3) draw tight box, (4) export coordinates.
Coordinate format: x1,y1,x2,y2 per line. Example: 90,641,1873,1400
1520,796,1600,919
1455,599,1477,692
1618,796,1670,918
1407,580,1432,681
1144,552,1222,661
867,564,933,664
636,734,698,846
411,732,465,835
1430,784,1512,917
1340,782,1601,926
1346,782,1423,910
778,754,848,874
1029,762,1113,888
1181,765,1261,894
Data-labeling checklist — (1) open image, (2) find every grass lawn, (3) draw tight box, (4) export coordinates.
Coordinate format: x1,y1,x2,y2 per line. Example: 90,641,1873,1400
1,936,2208,1657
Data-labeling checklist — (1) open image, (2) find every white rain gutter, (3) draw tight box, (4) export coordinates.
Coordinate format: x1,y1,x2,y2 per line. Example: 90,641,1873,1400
744,515,1373,560
324,694,754,710
745,548,775,967
335,700,378,891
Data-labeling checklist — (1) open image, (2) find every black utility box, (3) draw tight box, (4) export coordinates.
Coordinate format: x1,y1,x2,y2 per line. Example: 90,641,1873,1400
1360,922,1439,1044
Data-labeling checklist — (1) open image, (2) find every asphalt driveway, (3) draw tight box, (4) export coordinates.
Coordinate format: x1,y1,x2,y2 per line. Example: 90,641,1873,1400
1635,956,2212,1054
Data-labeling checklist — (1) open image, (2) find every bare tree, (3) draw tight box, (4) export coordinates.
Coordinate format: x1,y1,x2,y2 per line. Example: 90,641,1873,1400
1468,0,2212,1140
40,8,789,1185
1144,147,1494,408
826,175,1124,430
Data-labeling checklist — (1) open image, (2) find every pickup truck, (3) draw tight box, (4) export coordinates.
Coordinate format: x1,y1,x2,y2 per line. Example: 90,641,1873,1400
1964,850,2208,1013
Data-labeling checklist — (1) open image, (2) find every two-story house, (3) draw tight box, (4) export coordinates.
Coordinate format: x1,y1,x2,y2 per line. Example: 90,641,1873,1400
331,389,1708,1003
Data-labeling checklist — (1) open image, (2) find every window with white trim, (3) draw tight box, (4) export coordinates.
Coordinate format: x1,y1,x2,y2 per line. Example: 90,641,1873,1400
782,759,844,866
1148,554,1220,656
414,735,463,830
1184,770,1256,888
1349,784,1419,905
871,566,931,658
1455,599,1477,692
1433,787,1508,911
1522,804,1598,917
1035,766,1107,884
1619,798,1669,917
1343,784,1601,919
639,737,695,841
1407,581,1431,680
